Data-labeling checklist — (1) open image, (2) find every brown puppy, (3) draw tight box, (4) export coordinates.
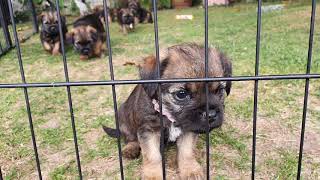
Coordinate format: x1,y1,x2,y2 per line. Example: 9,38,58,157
68,13,106,60
117,8,135,35
103,44,232,179
39,11,67,55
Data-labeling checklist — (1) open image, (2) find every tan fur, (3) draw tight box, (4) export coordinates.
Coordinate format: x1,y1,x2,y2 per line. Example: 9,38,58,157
52,41,61,56
177,132,204,179
43,41,52,51
39,11,58,23
68,25,105,59
122,141,140,159
138,132,163,180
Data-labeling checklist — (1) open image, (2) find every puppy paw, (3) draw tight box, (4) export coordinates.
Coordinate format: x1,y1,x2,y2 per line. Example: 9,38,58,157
122,142,140,159
142,166,163,180
179,170,204,180
52,51,61,56
179,162,204,180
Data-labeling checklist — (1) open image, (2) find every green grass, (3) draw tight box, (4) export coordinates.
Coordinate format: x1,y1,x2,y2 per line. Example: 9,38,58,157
0,2,320,179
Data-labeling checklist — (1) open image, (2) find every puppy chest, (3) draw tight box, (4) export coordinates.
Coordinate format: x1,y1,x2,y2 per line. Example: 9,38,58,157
168,123,182,142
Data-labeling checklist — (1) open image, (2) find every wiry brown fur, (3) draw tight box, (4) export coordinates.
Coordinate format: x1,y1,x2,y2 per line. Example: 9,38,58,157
117,8,135,34
39,11,67,55
103,43,232,179
68,13,106,60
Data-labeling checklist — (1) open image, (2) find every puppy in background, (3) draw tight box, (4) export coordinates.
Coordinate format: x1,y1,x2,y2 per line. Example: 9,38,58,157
127,0,141,24
67,12,106,60
137,7,153,23
117,8,135,34
103,43,232,179
39,0,67,55
109,8,119,22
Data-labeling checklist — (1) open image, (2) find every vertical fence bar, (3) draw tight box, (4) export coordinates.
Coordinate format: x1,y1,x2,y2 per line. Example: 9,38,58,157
296,0,316,179
0,3,12,48
7,0,43,179
151,0,166,179
28,0,39,33
0,166,3,180
204,0,210,179
0,41,3,54
251,0,262,179
102,1,125,179
55,1,82,179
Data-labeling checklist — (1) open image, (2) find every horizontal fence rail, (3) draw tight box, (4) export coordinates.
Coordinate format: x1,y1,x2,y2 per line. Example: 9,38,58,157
0,74,319,88
0,0,317,179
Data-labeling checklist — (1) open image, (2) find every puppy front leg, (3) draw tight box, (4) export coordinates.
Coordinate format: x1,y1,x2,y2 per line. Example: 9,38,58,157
177,132,204,180
52,41,61,56
94,40,102,57
138,131,163,180
43,42,52,52
122,25,128,35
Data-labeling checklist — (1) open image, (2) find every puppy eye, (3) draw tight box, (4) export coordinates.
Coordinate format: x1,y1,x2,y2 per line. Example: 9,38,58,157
44,21,49,24
175,90,189,100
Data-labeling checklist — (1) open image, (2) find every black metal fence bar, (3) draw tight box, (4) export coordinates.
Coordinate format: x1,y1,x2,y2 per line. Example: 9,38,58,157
102,0,125,179
151,0,166,179
6,0,43,179
0,74,320,89
296,0,316,179
204,0,210,178
0,1,12,50
55,1,83,179
0,166,3,180
0,41,3,54
251,0,262,178
28,0,39,33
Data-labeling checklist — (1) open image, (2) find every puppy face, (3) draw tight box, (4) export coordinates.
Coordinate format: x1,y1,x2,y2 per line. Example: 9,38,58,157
119,8,135,26
140,44,232,133
68,26,99,59
39,11,63,35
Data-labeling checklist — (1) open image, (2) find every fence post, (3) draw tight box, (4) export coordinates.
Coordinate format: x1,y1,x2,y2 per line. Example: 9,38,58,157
0,1,12,49
28,0,39,33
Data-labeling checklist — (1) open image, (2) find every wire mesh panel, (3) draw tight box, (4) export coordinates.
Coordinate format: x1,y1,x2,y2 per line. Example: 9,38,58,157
0,0,319,179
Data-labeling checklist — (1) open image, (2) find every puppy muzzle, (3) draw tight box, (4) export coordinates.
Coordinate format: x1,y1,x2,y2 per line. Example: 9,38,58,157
81,48,90,55
123,16,134,25
44,25,59,35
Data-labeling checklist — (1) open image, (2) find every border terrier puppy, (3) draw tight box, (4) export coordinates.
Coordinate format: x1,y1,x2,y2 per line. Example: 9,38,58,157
103,44,232,179
67,13,106,60
117,8,135,34
39,11,67,55
127,0,141,24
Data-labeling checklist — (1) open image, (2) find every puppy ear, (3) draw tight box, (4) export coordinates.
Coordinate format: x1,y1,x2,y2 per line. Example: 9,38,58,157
220,54,232,96
87,26,98,41
139,56,159,98
37,12,45,22
87,26,97,34
65,29,75,44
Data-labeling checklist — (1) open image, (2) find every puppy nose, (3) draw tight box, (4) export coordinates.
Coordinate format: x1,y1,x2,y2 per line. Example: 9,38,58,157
208,110,217,121
82,49,89,54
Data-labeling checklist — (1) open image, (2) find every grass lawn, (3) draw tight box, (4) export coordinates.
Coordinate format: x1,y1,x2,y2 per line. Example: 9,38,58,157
0,2,320,179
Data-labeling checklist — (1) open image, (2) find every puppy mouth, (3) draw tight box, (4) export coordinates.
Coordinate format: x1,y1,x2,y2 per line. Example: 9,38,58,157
80,48,91,55
177,109,223,134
